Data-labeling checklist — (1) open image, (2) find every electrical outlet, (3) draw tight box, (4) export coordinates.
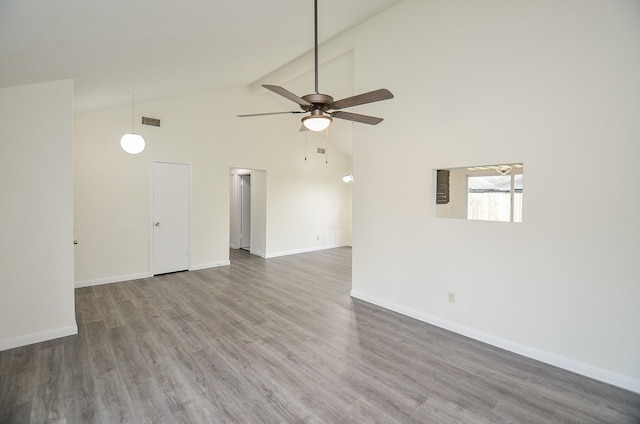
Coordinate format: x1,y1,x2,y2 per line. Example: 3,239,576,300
448,292,456,303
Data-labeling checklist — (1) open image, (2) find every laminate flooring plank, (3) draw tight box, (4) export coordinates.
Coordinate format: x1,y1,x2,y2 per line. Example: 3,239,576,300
0,347,37,423
91,286,126,330
30,344,65,424
83,320,140,423
58,335,96,424
212,334,345,423
233,317,412,423
1,247,639,423
190,348,285,423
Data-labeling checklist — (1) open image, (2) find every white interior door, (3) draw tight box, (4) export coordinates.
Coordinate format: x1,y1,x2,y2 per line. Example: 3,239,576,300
153,162,190,275
240,174,251,250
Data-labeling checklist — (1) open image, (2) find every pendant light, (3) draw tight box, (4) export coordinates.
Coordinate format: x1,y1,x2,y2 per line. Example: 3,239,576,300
120,94,145,154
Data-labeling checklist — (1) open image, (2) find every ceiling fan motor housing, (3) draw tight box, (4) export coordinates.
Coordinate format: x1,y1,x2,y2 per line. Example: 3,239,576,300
301,93,334,111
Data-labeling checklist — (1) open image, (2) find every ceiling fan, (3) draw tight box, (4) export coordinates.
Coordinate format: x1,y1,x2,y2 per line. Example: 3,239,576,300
238,0,394,132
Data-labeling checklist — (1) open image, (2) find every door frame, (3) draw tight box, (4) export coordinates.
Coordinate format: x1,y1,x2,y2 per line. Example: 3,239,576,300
150,161,192,275
239,172,251,250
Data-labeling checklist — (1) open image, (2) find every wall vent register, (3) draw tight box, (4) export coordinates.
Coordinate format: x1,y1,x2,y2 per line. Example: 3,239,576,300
142,116,161,127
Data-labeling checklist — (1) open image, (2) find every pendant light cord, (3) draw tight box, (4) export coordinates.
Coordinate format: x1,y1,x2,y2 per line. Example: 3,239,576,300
131,93,135,134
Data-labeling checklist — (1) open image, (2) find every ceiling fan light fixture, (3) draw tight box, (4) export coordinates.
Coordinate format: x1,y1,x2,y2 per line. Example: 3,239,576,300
302,114,332,132
497,165,513,176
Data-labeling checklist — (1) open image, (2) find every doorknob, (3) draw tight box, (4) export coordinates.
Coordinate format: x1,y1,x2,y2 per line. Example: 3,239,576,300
155,222,160,227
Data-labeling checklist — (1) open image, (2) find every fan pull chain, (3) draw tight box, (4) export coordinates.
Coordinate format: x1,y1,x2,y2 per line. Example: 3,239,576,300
304,132,308,161
325,127,329,164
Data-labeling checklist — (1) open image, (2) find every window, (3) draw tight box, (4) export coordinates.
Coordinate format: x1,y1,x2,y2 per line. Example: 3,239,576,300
467,173,523,222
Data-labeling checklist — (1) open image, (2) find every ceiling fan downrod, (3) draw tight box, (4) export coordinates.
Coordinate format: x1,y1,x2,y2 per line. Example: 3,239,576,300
314,0,319,94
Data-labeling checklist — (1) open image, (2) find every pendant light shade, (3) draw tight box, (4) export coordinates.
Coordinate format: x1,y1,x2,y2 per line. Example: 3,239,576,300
302,110,332,132
120,133,145,154
121,93,145,154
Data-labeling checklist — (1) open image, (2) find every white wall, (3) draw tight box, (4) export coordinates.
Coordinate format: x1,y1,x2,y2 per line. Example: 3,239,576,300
0,80,77,349
74,92,231,284
74,53,353,285
351,0,640,392
249,169,267,257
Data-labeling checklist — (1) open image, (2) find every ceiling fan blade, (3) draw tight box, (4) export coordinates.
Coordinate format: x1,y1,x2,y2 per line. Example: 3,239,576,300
327,88,394,110
331,111,384,125
263,85,312,107
237,111,305,117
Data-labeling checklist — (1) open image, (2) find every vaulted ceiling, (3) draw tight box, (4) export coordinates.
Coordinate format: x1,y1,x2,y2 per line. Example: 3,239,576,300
0,0,402,113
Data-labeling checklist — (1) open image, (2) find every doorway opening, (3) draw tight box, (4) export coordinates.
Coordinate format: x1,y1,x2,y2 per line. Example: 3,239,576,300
229,168,267,258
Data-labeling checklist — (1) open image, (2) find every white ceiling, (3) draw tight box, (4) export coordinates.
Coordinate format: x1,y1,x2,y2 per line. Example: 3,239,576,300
0,0,402,113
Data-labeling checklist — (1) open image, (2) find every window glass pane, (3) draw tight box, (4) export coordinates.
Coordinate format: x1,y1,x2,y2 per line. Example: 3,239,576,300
467,175,512,222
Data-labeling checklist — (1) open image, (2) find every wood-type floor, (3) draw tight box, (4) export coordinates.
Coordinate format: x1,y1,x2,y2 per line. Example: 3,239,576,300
1,248,639,423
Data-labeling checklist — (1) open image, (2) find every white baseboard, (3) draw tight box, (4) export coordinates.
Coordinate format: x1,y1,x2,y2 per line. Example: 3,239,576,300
350,290,640,395
265,244,348,259
250,249,265,258
75,272,153,288
75,261,232,288
190,260,230,271
0,325,78,351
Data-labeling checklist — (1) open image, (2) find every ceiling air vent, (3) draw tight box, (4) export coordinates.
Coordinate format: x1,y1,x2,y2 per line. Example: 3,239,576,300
141,116,160,127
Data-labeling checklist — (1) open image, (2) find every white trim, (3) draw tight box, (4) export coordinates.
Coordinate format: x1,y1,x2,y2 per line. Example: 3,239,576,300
75,262,231,288
265,244,349,259
75,272,152,288
250,249,265,258
350,290,640,395
0,325,78,351
238,171,251,251
190,260,231,271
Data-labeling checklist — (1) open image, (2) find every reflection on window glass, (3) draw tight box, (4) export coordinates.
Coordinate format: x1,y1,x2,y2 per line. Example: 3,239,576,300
513,174,523,223
467,174,523,222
